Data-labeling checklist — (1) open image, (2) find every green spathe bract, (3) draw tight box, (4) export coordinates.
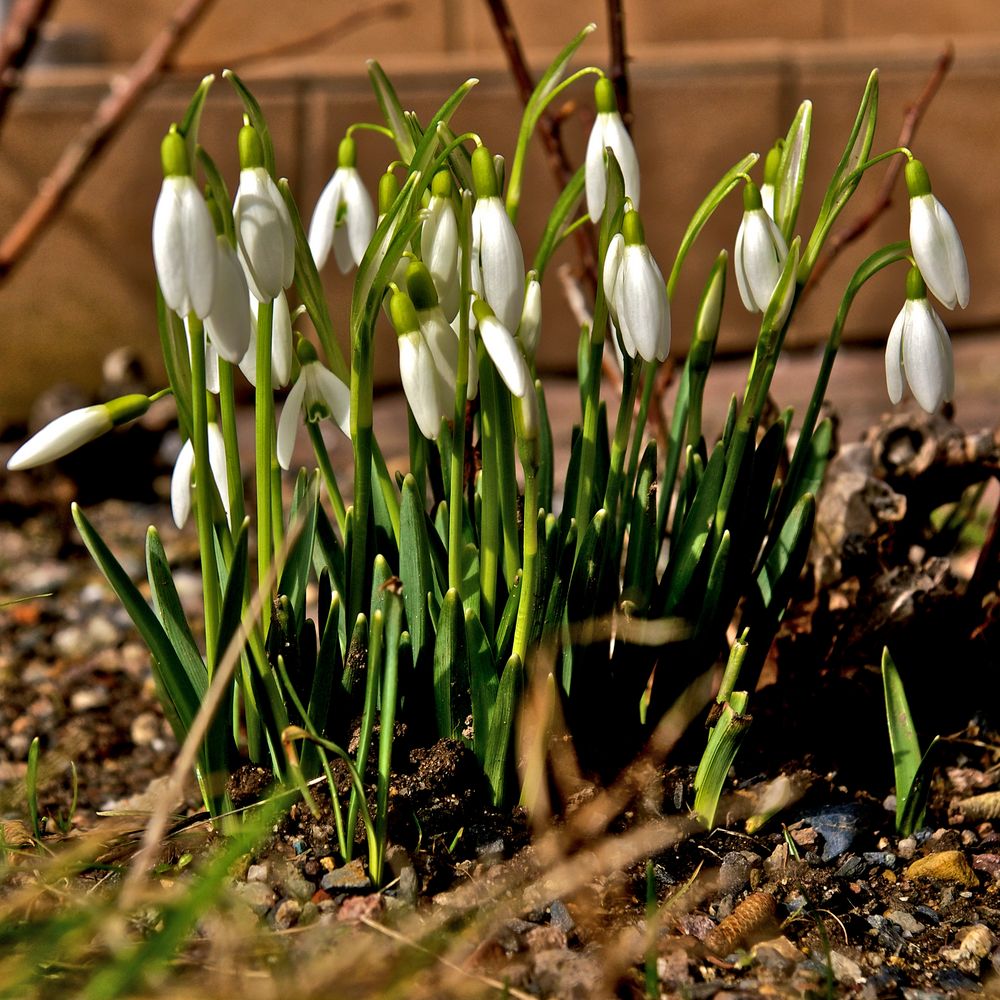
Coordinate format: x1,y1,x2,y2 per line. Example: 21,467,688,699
15,29,964,881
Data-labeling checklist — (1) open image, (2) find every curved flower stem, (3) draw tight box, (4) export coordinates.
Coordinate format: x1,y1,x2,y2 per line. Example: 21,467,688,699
622,359,654,512
512,465,539,663
574,336,605,554
254,299,274,611
307,421,346,536
188,316,221,673
349,319,375,625
448,192,473,593
477,344,501,635
496,383,522,586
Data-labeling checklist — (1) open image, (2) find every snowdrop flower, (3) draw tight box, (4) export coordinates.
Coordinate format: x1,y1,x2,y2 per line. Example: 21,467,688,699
734,181,788,314
308,136,375,274
518,274,542,360
885,266,954,413
905,159,969,310
152,128,216,319
471,298,531,399
241,289,294,388
585,76,640,223
602,209,670,363
276,340,350,470
471,145,525,334
204,236,253,363
171,423,230,529
421,170,460,321
389,287,454,441
7,394,150,471
233,123,295,302
407,260,478,403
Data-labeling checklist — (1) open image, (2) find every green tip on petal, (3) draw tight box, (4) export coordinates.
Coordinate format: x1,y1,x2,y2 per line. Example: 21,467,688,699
160,129,189,178
238,124,265,170
471,145,498,199
763,143,783,185
743,181,763,212
594,76,617,114
905,159,932,199
622,209,645,246
379,171,400,214
389,290,420,335
431,169,453,198
338,136,357,169
405,260,439,311
106,393,152,426
296,338,319,365
905,265,927,301
472,297,495,325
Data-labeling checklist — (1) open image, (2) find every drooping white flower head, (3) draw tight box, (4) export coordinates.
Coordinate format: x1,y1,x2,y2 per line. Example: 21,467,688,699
905,159,969,311
407,260,478,402
233,124,295,302
585,77,640,223
152,129,217,319
171,423,231,529
472,298,531,399
204,236,253,363
308,136,376,274
420,169,461,322
518,274,542,361
242,289,294,388
7,394,151,471
734,181,788,314
885,266,955,414
602,209,670,363
471,145,525,335
276,341,351,470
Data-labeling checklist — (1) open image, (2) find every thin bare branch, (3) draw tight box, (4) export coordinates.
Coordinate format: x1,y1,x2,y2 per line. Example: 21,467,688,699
0,0,218,284
605,0,631,129
0,0,57,129
807,45,954,292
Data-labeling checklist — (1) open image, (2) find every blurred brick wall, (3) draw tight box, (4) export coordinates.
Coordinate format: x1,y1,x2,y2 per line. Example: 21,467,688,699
1,0,997,421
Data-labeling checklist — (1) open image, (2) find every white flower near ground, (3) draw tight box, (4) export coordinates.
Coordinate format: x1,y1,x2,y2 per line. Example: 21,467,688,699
276,351,351,470
170,423,231,529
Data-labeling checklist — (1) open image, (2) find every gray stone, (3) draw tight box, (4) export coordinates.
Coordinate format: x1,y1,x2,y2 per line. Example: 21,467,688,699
549,899,575,934
246,863,270,883
233,881,275,916
273,898,301,930
885,909,926,935
319,857,370,893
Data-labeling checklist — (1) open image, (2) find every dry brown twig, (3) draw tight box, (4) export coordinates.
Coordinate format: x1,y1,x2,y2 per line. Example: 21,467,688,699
806,44,955,293
0,0,218,284
0,0,56,130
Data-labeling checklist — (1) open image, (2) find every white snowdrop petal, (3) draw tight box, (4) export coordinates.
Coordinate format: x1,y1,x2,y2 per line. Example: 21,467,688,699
205,240,253,363
903,301,950,412
152,180,187,313
884,305,906,404
620,247,664,362
602,113,640,209
8,406,112,471
742,213,784,310
235,168,292,302
399,334,441,440
585,117,608,222
311,365,352,437
934,199,969,309
733,217,754,312
909,197,955,309
479,315,530,398
206,424,231,520
603,233,625,326
271,290,294,387
276,377,307,470
170,439,195,528
343,170,376,269
180,180,217,319
307,171,343,272
474,199,525,334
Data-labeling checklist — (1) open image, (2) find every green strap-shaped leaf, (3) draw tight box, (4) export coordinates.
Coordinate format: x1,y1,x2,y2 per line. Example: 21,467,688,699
367,59,417,163
178,74,214,174
399,475,434,676
73,505,202,740
223,69,277,178
532,165,586,280
466,608,498,765
622,440,658,609
774,100,811,244
215,517,249,676
484,653,524,807
693,691,751,828
278,470,319,634
432,589,468,741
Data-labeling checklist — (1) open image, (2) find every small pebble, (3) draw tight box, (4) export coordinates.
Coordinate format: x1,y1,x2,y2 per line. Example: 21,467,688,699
71,688,108,712
337,894,382,923
549,900,575,934
827,950,864,985
897,837,917,859
130,712,161,747
273,899,301,930
319,858,370,893
884,909,925,935
233,881,275,917
246,863,270,883
905,851,978,887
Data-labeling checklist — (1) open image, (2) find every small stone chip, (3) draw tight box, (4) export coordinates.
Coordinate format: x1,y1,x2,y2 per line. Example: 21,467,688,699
904,850,978,887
